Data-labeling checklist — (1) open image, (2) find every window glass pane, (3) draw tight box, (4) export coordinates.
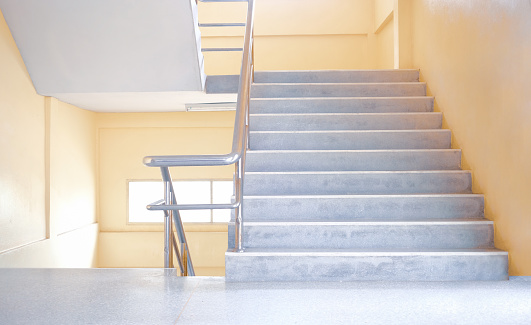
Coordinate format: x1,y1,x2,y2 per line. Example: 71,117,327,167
213,181,233,222
128,181,164,223
174,181,211,222
128,180,233,223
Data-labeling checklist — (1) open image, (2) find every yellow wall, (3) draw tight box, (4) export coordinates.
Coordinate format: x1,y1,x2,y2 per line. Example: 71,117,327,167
0,10,98,267
96,112,234,275
402,0,531,275
373,0,396,69
199,0,396,73
374,16,395,69
375,0,394,29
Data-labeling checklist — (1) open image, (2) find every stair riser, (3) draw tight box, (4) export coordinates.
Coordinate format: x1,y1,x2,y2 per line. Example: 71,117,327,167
251,83,426,98
251,97,434,114
249,113,442,131
250,131,451,150
246,150,462,172
244,172,472,195
228,223,494,250
254,70,420,83
243,196,484,221
225,253,509,282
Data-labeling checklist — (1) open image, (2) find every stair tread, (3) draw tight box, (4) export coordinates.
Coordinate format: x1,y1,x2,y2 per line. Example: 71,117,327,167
244,193,483,198
250,112,440,116
246,170,471,174
227,248,507,255
254,82,426,86
251,96,434,100
233,218,492,225
250,130,448,133
256,69,420,72
249,148,460,153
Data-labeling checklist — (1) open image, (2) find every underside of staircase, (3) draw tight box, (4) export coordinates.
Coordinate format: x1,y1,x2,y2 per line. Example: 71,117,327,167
225,69,508,282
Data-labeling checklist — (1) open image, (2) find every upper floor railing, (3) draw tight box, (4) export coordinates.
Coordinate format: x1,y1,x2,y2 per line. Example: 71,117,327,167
144,0,255,273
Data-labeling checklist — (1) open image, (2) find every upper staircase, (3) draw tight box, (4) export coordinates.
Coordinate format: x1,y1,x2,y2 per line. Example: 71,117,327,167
225,69,509,282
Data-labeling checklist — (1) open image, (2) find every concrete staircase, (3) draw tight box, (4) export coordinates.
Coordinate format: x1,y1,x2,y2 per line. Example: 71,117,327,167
225,70,508,282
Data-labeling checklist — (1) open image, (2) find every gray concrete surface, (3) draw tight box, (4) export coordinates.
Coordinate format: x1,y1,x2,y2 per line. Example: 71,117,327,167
251,82,427,98
254,70,420,83
1,269,530,324
250,97,435,114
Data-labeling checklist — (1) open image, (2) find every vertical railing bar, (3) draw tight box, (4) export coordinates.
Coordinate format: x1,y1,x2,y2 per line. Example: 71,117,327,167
160,166,195,275
234,162,242,252
182,243,188,276
163,167,174,268
168,183,196,276
170,214,185,275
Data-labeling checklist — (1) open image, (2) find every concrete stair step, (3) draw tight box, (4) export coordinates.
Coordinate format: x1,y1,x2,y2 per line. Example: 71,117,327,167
225,248,509,281
249,112,442,131
244,171,472,195
205,75,239,94
228,219,494,250
251,83,426,98
242,194,484,221
251,97,434,114
250,130,451,150
245,149,462,172
254,69,420,83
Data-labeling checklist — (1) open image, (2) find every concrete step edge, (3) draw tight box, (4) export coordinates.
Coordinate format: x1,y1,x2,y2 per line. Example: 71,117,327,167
249,112,441,117
255,69,420,73
232,220,492,226
245,170,472,175
250,130,450,134
253,82,427,86
243,194,483,199
248,149,461,153
226,248,508,257
250,96,434,100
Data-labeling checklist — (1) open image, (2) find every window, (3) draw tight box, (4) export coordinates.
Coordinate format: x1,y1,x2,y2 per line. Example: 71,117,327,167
128,180,233,223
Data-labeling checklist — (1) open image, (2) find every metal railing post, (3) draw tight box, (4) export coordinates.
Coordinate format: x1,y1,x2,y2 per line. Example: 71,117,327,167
234,161,243,252
163,168,174,268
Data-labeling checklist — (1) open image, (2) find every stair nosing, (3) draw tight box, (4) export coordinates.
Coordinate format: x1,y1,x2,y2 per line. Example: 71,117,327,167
248,149,461,153
250,112,441,116
245,170,471,175
253,82,426,86
249,130,449,134
226,249,508,257
239,220,493,226
255,69,420,73
243,194,483,199
250,96,434,100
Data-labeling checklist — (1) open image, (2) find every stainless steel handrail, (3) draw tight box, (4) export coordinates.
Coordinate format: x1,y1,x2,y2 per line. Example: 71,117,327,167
144,0,255,271
199,23,246,27
201,48,243,52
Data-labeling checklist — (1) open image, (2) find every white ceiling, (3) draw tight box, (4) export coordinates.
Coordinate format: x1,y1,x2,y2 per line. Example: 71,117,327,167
0,0,229,112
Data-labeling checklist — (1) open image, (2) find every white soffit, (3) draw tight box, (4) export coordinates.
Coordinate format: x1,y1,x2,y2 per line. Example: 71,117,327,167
0,0,210,112
52,92,237,113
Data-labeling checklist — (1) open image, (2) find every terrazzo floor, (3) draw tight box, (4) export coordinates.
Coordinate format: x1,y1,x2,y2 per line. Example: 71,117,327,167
1,268,530,324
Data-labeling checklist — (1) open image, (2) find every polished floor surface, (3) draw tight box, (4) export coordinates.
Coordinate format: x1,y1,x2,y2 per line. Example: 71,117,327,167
0,269,530,324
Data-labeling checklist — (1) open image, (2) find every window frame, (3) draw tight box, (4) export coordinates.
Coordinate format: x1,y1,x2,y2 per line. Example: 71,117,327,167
126,178,234,225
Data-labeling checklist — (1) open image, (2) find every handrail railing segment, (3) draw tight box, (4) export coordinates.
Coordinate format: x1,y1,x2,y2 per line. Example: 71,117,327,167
144,0,255,272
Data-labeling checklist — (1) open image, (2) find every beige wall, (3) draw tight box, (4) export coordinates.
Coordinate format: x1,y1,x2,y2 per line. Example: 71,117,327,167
0,10,98,267
0,9,46,254
199,0,396,73
402,0,531,275
96,112,234,275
